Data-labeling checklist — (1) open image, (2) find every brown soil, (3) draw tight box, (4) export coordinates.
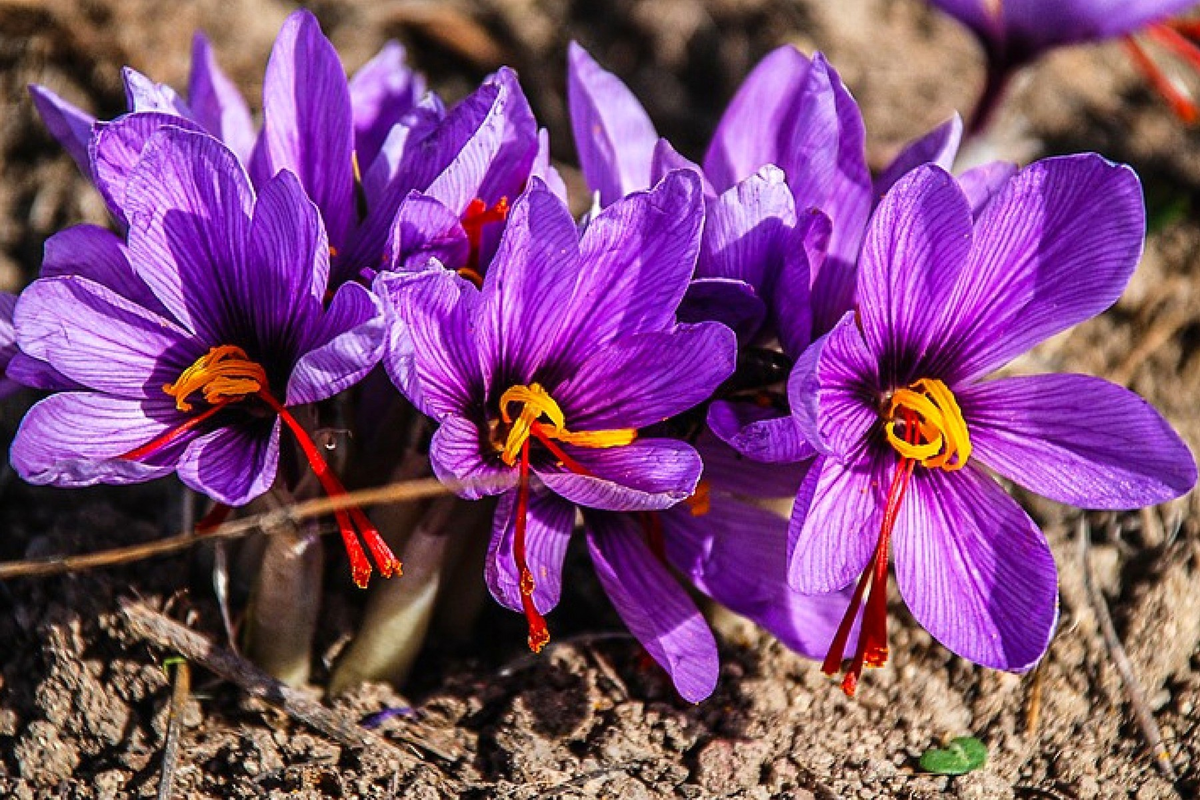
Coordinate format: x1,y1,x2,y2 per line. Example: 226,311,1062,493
2,0,1200,797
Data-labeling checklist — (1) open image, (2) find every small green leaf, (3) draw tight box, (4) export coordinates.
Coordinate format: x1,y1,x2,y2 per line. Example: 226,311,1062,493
918,736,988,775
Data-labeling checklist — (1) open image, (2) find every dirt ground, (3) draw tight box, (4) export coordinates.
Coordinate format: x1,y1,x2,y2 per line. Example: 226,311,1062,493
2,0,1200,797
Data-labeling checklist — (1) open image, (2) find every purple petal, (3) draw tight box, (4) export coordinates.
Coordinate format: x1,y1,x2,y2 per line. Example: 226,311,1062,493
428,415,517,500
554,170,704,362
707,400,816,464
383,191,469,272
787,452,891,594
856,164,973,386
90,113,206,224
122,67,190,116
124,126,254,343
10,393,181,486
29,85,95,177
697,165,796,295
531,128,569,203
486,486,574,613
554,322,736,431
957,161,1018,218
4,352,81,393
375,268,482,420
188,33,257,164
873,114,962,201
961,373,1197,508
649,138,709,194
894,464,1058,671
15,276,200,397
585,512,718,703
663,494,851,660
567,41,659,206
936,154,1145,383
537,438,702,512
287,282,383,406
772,209,828,356
678,278,767,344
41,224,166,316
348,40,424,169
254,9,355,250
177,418,280,506
694,430,807,497
244,168,329,333
477,179,581,384
0,292,17,397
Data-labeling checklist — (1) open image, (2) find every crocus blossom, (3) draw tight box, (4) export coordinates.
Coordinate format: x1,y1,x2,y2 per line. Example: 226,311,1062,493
10,126,396,587
377,171,737,698
784,153,1196,693
927,0,1200,126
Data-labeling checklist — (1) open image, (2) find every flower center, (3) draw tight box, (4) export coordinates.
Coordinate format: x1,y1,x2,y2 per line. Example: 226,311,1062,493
884,378,971,471
123,345,402,589
163,345,266,412
457,196,510,287
497,382,638,653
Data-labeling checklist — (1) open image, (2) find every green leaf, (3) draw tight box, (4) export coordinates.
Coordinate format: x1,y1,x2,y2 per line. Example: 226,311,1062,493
918,736,988,775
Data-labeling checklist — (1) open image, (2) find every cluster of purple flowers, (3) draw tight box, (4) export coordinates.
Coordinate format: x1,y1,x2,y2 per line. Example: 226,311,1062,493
4,9,1195,702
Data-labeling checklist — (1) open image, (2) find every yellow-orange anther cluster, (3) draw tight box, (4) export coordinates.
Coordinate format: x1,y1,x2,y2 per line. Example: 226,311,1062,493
499,383,637,467
884,378,971,471
164,345,267,412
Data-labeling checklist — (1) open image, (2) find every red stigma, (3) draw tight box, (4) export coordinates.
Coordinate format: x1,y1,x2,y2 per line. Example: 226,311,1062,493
821,408,920,696
1124,21,1200,124
513,438,550,652
459,197,509,282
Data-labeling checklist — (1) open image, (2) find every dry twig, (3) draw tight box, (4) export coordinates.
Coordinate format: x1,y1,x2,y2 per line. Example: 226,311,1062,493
157,659,191,800
1077,517,1180,788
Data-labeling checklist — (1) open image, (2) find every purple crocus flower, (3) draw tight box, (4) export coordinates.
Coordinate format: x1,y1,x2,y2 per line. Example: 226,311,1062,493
0,291,17,399
376,171,738,697
927,0,1200,127
10,126,397,587
785,153,1197,694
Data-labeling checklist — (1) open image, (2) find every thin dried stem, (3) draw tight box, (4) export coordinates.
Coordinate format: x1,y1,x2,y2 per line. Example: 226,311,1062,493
157,659,191,800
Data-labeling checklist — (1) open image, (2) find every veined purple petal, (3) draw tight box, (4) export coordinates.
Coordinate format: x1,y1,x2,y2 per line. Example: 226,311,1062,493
189,33,257,164
125,126,254,343
90,113,206,224
553,170,704,366
697,165,796,294
254,9,355,251
567,41,659,207
487,486,574,614
287,282,383,406
537,438,702,512
375,268,483,420
177,417,280,506
663,495,850,660
242,169,328,352
585,512,719,703
348,40,424,169
555,323,736,431
856,164,973,388
694,430,807,498
893,463,1058,671
478,178,581,384
873,114,963,201
15,276,200,398
11,393,181,486
957,161,1018,218
29,85,95,177
936,154,1145,383
383,191,469,272
41,225,166,316
650,138,713,197
707,400,816,464
787,452,890,594
772,209,827,357
788,314,877,461
4,352,81,393
961,373,1197,508
429,415,517,500
531,128,569,204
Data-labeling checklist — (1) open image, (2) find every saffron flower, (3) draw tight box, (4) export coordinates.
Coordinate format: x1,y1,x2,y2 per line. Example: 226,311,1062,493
376,171,737,695
785,153,1197,694
926,0,1200,126
10,126,396,587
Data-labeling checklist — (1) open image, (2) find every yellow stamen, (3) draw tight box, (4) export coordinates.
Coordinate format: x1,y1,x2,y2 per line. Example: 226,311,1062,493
498,383,637,466
163,345,267,412
884,378,971,471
